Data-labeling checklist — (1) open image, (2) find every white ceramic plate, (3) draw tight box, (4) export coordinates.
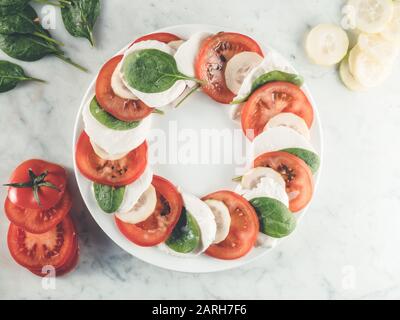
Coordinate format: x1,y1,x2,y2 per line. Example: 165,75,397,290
72,24,323,273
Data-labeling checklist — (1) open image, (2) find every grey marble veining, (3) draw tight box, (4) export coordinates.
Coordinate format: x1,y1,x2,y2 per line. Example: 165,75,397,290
1,0,400,300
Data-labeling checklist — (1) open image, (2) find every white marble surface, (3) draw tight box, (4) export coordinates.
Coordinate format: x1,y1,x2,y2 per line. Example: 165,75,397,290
1,0,400,300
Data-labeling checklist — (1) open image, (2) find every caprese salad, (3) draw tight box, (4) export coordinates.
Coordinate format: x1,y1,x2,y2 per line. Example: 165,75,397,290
76,30,321,261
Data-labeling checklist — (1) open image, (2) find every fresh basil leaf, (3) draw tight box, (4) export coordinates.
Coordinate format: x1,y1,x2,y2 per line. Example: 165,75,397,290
282,148,320,174
90,96,140,131
166,209,201,253
232,71,304,104
122,49,199,93
0,0,30,16
250,197,296,238
61,0,100,46
93,183,125,214
0,60,44,93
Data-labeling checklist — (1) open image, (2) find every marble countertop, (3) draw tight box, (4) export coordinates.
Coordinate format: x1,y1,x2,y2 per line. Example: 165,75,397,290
1,0,400,300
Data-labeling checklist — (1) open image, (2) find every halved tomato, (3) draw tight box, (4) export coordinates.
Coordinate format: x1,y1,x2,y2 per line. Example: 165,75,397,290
7,216,77,270
6,159,67,210
95,55,154,122
254,151,314,212
195,32,264,104
75,131,147,187
5,191,72,234
116,175,183,247
131,32,181,46
241,82,314,140
202,191,259,260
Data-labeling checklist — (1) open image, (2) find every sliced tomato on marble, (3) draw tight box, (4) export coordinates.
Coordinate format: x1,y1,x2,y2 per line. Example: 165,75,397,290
195,32,264,104
131,32,181,46
75,131,148,187
7,216,77,271
4,191,72,234
202,191,259,260
116,175,183,247
5,159,67,211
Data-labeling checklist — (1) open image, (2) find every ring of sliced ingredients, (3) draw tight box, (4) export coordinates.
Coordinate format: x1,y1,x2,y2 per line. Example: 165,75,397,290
75,30,321,261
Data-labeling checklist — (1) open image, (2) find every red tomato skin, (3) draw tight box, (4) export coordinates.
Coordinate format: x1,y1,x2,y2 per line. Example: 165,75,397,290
195,32,264,104
115,175,183,247
95,55,154,122
75,131,148,187
7,159,67,210
203,191,259,260
4,191,72,234
131,32,181,46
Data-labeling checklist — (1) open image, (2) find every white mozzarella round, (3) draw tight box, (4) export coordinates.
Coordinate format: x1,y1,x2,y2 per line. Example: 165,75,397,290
252,126,316,159
348,0,394,33
305,23,349,66
233,49,296,103
117,166,154,213
264,113,311,140
181,192,217,254
115,185,157,224
120,40,187,108
111,62,138,100
204,199,231,244
236,176,289,207
82,98,152,155
90,139,129,161
225,51,263,94
241,167,286,190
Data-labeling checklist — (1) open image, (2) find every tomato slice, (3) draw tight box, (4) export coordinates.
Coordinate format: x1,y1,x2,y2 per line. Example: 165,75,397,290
254,151,314,212
202,191,259,260
241,82,314,140
195,32,264,104
7,216,77,270
6,159,67,210
4,191,72,234
116,175,183,247
131,32,181,46
95,55,154,122
75,131,148,187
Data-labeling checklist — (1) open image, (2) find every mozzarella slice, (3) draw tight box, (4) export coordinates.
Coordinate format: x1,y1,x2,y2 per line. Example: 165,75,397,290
348,44,391,88
82,99,152,155
181,192,217,254
339,57,367,91
241,167,286,190
117,166,153,213
174,32,212,87
111,62,138,100
236,176,289,207
120,40,187,108
305,24,349,66
358,33,399,64
381,1,400,43
252,126,316,160
90,139,129,160
168,40,185,50
234,49,296,103
264,113,311,140
348,0,394,33
115,185,157,224
225,52,263,94
204,199,231,244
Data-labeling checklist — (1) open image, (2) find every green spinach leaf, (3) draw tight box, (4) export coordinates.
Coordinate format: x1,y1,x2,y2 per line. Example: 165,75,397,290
0,60,45,93
61,0,100,46
0,0,30,16
250,197,296,238
93,183,125,214
232,71,304,104
281,148,320,174
89,97,140,131
166,209,201,254
123,49,201,93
